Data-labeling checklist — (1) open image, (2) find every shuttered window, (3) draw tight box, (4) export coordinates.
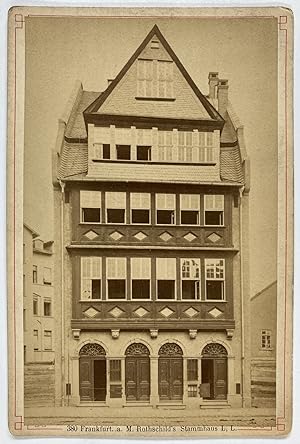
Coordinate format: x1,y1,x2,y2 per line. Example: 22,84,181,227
156,258,176,300
131,257,151,300
130,193,151,224
81,257,102,300
106,192,126,224
156,193,175,225
80,191,101,223
137,60,173,99
106,257,127,300
158,131,173,161
180,194,200,225
204,195,224,226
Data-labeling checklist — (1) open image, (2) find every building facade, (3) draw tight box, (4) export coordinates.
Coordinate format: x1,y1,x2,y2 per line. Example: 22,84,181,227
52,25,251,409
250,281,277,407
23,224,55,363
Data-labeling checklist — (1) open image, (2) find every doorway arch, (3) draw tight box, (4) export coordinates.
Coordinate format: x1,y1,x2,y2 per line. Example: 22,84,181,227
201,343,228,400
125,343,150,401
158,343,183,401
79,343,107,401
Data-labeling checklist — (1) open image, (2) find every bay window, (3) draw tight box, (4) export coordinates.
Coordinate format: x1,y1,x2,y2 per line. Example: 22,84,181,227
131,257,151,300
107,257,127,300
205,259,225,301
156,258,176,300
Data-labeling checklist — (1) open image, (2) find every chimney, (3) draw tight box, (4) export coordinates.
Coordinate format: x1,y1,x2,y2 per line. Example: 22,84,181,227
208,72,219,99
217,79,229,117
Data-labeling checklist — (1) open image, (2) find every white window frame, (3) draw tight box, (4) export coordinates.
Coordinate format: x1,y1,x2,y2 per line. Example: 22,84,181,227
130,257,151,301
130,193,151,225
43,330,52,351
137,59,174,99
106,257,127,301
43,298,52,317
43,267,52,285
204,258,226,301
81,257,102,301
204,195,225,227
181,258,201,301
261,330,272,350
180,194,200,226
105,192,126,224
156,193,176,225
158,131,173,162
80,190,101,224
156,258,176,300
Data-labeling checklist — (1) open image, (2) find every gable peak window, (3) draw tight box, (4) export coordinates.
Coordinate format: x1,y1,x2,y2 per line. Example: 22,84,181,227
80,190,101,223
137,59,174,99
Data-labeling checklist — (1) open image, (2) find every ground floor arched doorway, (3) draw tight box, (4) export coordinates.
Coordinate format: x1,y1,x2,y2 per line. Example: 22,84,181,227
125,343,150,401
79,343,107,401
158,343,183,401
201,343,228,400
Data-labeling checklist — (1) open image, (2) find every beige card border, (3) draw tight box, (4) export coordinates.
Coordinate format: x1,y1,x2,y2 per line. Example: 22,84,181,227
6,6,293,437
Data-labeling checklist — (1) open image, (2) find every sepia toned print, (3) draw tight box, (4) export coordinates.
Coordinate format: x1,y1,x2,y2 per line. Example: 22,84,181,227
7,7,293,437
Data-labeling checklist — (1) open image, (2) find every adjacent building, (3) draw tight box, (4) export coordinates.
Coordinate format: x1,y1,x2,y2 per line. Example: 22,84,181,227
52,25,251,409
23,224,54,363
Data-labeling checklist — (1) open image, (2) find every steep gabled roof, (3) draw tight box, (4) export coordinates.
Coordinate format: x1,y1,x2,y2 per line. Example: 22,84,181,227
84,25,223,125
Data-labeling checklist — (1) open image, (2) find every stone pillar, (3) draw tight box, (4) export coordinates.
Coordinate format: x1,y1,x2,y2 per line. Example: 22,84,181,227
183,357,188,405
71,357,80,405
121,357,126,405
150,357,159,407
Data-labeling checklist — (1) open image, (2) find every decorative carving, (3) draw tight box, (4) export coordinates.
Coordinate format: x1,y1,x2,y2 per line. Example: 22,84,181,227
202,343,227,356
72,329,81,340
226,329,234,340
79,343,106,356
125,343,150,356
189,329,197,339
150,329,158,339
158,343,183,356
111,329,120,339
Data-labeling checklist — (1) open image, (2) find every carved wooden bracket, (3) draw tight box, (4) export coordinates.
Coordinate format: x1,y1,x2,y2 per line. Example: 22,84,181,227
189,329,198,339
150,329,158,339
111,329,120,339
72,329,81,340
226,329,234,340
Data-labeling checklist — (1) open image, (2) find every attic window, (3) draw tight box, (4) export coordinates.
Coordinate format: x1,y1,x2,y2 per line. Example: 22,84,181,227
137,59,174,99
151,40,160,49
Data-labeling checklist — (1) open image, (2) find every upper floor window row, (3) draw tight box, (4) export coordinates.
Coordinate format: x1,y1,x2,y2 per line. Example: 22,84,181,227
91,128,216,164
80,191,225,226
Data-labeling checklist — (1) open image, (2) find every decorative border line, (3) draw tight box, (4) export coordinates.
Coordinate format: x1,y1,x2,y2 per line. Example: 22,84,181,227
10,12,290,434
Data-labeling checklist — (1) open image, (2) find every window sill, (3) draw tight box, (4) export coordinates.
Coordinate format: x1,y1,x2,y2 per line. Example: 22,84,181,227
91,159,216,166
135,96,176,102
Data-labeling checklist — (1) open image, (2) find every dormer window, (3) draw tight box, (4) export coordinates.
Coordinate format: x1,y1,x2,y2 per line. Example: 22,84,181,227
137,59,174,99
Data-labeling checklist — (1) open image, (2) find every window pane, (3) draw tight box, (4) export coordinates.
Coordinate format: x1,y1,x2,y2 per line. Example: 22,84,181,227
103,144,110,159
108,280,126,299
187,359,198,381
82,208,101,223
91,280,101,299
132,280,150,299
157,280,175,299
182,281,198,300
44,301,51,316
132,209,149,224
181,210,198,225
110,360,121,382
107,209,125,223
206,281,223,300
157,210,174,224
116,145,131,160
137,146,151,161
205,211,223,225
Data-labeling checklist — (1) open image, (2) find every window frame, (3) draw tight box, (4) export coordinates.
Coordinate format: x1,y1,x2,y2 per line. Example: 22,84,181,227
43,299,51,317
80,190,101,224
43,330,53,351
130,193,151,225
137,59,174,99
204,258,226,302
43,267,52,285
180,194,201,226
80,257,102,301
261,329,272,350
155,193,176,226
204,194,225,227
33,265,37,284
156,257,176,301
130,257,151,301
105,192,126,224
106,257,127,301
180,258,201,301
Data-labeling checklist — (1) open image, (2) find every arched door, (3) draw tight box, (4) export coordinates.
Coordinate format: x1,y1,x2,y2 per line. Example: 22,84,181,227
158,343,183,401
125,343,150,401
201,343,228,400
79,343,106,401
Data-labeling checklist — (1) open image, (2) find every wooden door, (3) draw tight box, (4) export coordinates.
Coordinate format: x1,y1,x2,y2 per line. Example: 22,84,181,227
214,358,227,399
126,357,150,401
79,357,93,401
159,357,183,401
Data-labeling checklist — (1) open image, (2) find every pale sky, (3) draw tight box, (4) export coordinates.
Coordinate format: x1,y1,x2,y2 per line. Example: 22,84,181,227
24,16,278,297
